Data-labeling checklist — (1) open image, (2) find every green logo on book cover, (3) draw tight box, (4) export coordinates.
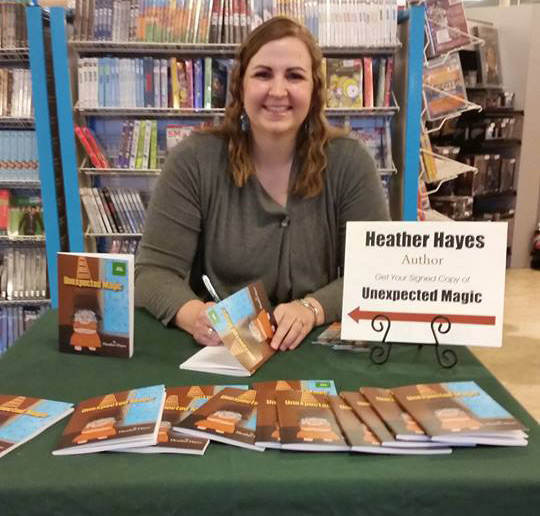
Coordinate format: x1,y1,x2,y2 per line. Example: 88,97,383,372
112,262,127,276
315,381,331,388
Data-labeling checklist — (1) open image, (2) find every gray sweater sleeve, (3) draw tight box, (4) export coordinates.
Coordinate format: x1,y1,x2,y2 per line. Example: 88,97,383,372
135,139,202,326
306,139,390,322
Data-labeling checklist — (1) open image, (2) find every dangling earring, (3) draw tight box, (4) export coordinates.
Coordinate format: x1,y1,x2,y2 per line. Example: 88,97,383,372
240,110,250,132
303,117,312,135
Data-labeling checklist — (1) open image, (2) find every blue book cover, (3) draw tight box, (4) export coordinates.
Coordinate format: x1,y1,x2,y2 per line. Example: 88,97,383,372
57,252,134,358
53,385,166,455
0,395,73,459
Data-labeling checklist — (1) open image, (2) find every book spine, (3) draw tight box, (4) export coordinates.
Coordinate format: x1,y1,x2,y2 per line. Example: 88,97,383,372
149,120,158,169
203,57,212,108
363,56,373,108
102,187,125,232
383,56,394,108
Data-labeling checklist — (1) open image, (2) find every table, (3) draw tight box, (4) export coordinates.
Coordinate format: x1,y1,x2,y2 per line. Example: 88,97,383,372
0,309,539,516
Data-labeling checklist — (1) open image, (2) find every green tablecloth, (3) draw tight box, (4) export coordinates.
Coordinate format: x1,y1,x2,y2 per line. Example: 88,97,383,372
0,309,539,516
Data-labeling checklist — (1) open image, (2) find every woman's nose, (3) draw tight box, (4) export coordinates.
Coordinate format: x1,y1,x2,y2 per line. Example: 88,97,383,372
268,77,287,97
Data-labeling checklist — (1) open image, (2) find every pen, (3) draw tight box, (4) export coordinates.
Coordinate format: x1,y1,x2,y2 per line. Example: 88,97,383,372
202,274,221,302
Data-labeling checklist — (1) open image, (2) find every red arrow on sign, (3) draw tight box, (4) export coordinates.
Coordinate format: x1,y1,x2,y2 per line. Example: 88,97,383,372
348,307,496,326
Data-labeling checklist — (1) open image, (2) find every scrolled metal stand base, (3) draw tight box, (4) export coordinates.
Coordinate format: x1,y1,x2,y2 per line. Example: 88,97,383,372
368,314,458,369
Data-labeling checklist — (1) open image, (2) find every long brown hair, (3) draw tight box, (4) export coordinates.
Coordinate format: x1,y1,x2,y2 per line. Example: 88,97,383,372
212,17,342,198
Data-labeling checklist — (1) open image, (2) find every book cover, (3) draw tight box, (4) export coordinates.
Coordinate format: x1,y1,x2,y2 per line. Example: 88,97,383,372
392,382,528,446
360,387,430,442
326,58,363,109
423,53,468,121
474,25,503,87
0,395,73,459
275,390,349,452
175,387,263,451
425,0,471,57
340,391,452,454
253,380,337,448
127,384,247,454
53,385,166,455
180,280,276,376
58,252,134,358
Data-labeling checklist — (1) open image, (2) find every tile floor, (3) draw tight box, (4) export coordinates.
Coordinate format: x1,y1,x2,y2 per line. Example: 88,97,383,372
471,268,540,422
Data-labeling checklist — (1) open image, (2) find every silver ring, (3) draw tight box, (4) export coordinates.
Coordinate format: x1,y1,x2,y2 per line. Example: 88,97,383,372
207,327,214,336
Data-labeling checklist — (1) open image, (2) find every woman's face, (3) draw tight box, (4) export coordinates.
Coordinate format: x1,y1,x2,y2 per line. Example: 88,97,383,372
242,36,314,140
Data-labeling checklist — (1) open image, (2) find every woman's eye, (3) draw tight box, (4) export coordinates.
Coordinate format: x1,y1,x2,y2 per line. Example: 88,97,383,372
288,73,305,81
254,71,270,78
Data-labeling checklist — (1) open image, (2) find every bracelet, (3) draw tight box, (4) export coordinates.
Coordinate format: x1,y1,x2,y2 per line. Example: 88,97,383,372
297,298,321,324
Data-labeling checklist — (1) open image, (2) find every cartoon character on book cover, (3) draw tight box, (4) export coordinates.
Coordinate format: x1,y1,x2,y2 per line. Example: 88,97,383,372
58,254,131,357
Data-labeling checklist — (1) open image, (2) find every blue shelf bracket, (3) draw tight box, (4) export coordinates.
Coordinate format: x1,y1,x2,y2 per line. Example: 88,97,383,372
26,6,62,307
50,7,85,252
402,4,425,221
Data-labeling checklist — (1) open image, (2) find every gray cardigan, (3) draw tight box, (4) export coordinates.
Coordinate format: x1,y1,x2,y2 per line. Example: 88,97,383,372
135,132,389,326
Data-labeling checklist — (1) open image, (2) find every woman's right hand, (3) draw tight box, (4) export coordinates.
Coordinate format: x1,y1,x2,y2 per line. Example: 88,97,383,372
175,300,222,346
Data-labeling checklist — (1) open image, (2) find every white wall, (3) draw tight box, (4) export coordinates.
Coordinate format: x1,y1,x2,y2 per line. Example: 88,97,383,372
466,5,540,268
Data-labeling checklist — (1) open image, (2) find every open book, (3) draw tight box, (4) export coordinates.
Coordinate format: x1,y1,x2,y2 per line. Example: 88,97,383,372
180,281,276,376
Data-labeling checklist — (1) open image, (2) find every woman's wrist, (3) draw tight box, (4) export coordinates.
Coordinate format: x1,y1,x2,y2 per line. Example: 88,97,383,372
296,297,325,326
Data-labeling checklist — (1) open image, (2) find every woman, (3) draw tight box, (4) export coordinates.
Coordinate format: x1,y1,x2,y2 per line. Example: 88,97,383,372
135,17,389,352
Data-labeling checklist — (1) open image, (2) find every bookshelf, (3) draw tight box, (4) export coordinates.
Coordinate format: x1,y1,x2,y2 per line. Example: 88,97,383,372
47,2,425,254
0,3,53,354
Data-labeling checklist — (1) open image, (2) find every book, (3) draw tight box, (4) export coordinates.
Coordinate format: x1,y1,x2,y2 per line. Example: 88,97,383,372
53,385,166,455
392,382,528,446
175,387,263,451
275,390,349,452
423,53,468,121
360,387,432,442
124,384,247,454
58,252,134,358
180,280,276,376
253,379,337,448
0,395,73,459
425,0,471,57
340,392,452,454
326,58,363,109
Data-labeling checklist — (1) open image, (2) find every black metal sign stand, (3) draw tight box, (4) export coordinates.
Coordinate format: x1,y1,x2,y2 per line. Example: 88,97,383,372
368,314,458,369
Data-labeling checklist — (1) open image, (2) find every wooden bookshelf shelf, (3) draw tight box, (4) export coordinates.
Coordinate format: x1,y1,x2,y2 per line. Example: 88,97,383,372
85,232,143,238
0,235,46,243
70,41,400,56
0,299,50,306
0,48,29,61
75,105,399,117
80,167,161,176
0,180,41,189
0,117,35,128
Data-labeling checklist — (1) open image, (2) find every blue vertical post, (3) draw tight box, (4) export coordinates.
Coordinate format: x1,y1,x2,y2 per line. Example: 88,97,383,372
50,7,84,252
402,4,425,221
26,6,61,307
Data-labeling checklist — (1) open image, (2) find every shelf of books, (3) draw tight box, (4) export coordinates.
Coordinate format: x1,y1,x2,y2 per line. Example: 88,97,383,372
64,0,404,254
418,2,520,264
0,2,51,355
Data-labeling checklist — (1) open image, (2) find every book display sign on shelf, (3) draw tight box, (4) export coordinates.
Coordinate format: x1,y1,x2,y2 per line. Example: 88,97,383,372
424,0,471,57
341,221,507,347
57,252,134,358
423,53,468,121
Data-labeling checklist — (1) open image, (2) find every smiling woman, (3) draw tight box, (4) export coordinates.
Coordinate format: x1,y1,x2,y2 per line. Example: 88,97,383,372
135,17,390,353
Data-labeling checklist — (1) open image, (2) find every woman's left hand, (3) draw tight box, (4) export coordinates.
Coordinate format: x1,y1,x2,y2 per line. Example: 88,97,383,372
270,301,317,351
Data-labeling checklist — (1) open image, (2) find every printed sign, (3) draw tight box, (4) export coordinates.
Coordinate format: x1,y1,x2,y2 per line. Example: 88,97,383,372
341,221,507,347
